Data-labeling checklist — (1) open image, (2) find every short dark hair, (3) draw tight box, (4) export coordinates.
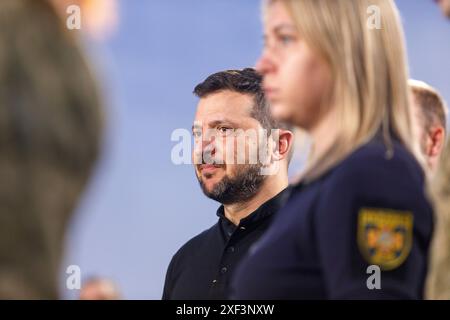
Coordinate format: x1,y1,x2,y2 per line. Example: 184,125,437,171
193,68,288,132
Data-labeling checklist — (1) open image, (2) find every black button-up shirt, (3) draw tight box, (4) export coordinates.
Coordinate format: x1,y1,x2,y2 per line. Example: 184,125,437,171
162,188,289,300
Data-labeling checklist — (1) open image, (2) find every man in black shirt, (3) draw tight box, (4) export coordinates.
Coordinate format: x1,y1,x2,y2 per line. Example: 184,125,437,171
163,68,294,300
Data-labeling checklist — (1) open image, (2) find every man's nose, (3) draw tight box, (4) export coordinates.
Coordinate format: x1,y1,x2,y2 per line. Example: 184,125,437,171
193,130,216,162
201,132,216,156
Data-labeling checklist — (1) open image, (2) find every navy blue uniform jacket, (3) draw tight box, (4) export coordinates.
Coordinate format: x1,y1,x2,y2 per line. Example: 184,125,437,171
232,138,433,299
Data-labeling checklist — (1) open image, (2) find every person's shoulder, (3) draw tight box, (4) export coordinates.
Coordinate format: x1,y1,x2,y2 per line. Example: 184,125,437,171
163,223,220,299
170,222,220,264
347,139,418,168
332,138,424,185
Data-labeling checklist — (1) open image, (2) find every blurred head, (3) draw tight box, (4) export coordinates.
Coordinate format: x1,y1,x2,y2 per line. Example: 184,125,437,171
192,68,293,205
257,0,412,180
79,278,121,300
48,0,119,40
435,0,450,18
0,0,102,298
409,80,448,174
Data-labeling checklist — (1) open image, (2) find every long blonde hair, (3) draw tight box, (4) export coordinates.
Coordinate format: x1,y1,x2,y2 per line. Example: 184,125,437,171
266,0,415,181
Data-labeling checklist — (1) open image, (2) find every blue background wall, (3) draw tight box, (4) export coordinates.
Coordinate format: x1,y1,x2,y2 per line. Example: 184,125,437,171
61,0,450,299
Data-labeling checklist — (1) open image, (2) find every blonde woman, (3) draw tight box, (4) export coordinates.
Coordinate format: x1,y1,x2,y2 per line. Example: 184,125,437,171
231,0,433,299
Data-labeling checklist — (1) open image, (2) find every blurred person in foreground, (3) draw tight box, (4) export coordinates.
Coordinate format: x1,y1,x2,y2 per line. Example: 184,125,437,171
0,0,102,298
435,0,450,18
48,0,119,41
426,0,450,300
232,0,433,299
79,277,121,300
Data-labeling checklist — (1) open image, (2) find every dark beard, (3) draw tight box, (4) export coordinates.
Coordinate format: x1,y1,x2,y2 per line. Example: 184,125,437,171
198,164,266,205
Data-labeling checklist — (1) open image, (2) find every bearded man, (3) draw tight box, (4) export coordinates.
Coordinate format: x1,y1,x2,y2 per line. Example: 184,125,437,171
162,68,293,300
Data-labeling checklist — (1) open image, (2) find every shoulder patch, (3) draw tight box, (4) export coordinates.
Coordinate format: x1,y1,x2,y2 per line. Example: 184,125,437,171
357,207,413,271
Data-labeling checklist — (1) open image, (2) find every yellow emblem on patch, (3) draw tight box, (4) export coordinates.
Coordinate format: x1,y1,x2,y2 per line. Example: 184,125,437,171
357,208,413,271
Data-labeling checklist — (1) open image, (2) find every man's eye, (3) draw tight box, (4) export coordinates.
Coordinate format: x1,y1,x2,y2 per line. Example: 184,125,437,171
217,127,234,135
193,131,202,138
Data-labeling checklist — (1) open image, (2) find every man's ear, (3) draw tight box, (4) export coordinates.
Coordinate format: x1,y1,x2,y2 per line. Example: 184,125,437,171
429,126,446,157
272,129,294,161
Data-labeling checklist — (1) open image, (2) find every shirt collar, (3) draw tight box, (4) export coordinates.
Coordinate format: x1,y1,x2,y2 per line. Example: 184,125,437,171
216,187,291,230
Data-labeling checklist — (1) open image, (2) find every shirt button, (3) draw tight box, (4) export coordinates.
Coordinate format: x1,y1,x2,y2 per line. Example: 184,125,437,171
228,246,235,253
221,267,228,274
240,226,246,230
212,279,217,284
